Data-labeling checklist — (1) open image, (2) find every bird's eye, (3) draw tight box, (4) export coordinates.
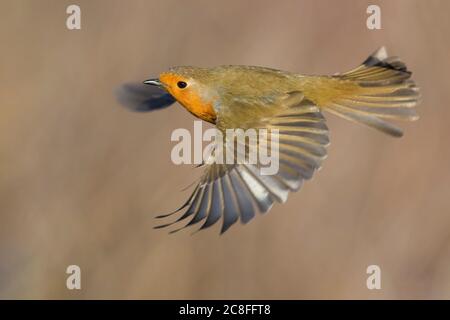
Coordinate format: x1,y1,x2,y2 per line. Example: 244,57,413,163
177,81,187,89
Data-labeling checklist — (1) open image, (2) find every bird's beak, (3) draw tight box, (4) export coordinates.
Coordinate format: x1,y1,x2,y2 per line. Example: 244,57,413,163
143,78,163,87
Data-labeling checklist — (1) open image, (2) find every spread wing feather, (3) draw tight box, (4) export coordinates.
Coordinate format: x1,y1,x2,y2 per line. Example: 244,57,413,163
155,93,329,234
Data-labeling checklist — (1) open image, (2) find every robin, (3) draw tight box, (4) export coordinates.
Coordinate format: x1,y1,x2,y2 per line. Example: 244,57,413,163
117,47,419,234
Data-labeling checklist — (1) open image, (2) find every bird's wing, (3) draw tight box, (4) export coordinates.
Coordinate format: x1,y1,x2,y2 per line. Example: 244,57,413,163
116,82,176,112
156,91,329,234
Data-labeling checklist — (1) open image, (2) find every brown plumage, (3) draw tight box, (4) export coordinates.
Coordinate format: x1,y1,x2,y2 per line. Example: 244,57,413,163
118,47,420,234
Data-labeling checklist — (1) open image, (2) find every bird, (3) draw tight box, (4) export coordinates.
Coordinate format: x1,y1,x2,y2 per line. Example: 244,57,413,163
117,47,420,234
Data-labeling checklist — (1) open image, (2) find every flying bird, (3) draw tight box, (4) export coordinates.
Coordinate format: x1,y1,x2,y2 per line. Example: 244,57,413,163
117,47,420,234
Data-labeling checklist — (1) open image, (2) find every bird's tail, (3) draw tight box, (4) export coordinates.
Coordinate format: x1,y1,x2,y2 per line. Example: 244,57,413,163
310,47,420,137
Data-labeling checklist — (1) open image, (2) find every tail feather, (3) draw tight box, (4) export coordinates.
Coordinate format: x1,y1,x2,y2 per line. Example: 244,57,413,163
325,47,420,137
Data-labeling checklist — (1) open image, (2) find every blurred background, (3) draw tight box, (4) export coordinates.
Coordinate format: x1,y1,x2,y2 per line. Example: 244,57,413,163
0,0,449,299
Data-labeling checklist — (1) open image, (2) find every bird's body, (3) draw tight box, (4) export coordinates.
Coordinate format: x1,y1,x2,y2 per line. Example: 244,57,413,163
158,65,336,126
118,47,420,234
158,54,418,136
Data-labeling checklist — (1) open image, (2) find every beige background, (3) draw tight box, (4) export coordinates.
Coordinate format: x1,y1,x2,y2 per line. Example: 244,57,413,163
0,0,449,299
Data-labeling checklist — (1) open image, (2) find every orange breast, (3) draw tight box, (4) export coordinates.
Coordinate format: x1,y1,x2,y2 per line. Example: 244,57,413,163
180,92,217,124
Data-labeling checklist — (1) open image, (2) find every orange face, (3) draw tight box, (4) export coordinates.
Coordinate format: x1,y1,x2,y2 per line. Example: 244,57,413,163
159,72,217,124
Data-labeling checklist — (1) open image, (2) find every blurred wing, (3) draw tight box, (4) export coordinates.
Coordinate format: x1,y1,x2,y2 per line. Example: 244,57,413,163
156,92,329,234
116,82,176,112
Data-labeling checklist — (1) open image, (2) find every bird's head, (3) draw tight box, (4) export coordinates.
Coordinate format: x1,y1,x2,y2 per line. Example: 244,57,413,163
144,67,218,123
